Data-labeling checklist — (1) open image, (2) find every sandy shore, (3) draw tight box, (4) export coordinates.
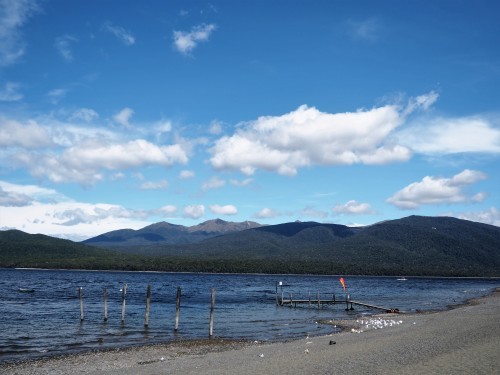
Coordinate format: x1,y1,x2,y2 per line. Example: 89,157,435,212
2,289,499,375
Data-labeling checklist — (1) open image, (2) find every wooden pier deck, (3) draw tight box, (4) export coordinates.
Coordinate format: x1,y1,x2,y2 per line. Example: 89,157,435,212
279,297,399,313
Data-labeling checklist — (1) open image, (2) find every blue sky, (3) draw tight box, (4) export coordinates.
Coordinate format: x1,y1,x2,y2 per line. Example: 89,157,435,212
0,0,499,240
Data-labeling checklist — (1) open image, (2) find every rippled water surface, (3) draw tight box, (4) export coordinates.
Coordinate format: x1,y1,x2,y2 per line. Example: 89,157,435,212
0,268,498,362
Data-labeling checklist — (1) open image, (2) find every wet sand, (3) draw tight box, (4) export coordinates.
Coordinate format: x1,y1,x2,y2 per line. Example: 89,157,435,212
2,289,499,374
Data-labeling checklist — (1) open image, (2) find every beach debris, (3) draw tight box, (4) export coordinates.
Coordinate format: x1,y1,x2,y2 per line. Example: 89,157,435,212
351,328,363,333
329,340,336,345
355,318,403,331
160,357,165,361
259,353,264,358
304,349,309,354
306,341,313,345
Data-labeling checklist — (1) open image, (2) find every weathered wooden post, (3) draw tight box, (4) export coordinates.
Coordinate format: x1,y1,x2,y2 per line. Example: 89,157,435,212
345,293,349,311
174,287,181,333
275,282,278,306
317,291,320,309
78,287,84,321
333,293,336,304
308,291,311,307
144,285,151,327
209,288,215,338
121,283,127,323
103,288,108,322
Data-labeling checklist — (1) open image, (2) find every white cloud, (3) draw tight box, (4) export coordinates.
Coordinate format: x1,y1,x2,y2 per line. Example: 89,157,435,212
333,200,375,215
0,0,39,67
0,117,53,148
387,169,487,209
471,192,487,203
209,120,223,135
397,115,500,154
300,207,328,219
47,88,68,104
69,108,99,123
210,103,411,176
184,204,205,219
201,176,225,191
159,205,177,215
230,178,253,187
54,34,77,62
348,18,380,41
173,23,216,54
140,179,168,190
447,207,500,227
0,186,32,206
209,204,237,215
0,181,153,239
0,81,22,101
179,170,195,179
16,139,189,185
113,107,134,128
254,207,281,219
103,22,135,45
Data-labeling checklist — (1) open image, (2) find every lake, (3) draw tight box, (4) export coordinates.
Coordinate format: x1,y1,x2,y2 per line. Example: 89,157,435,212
0,268,498,363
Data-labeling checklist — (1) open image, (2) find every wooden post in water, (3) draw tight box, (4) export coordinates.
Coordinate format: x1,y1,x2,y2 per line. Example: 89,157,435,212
317,291,320,310
103,288,108,322
209,288,215,338
308,291,311,307
174,287,181,333
275,282,278,306
121,283,127,323
78,287,84,321
144,285,151,327
345,293,349,311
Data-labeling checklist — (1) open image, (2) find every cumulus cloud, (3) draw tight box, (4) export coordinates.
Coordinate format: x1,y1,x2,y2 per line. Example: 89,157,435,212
16,139,189,185
173,23,216,54
210,103,412,176
184,204,205,219
0,117,53,148
113,107,134,128
333,200,375,215
140,179,168,190
179,170,195,179
230,178,253,187
201,176,225,191
387,169,487,209
300,207,328,219
0,186,32,206
54,34,77,61
69,108,99,123
0,81,22,101
254,207,281,219
0,0,39,66
448,207,500,227
159,205,177,215
209,120,223,135
209,204,237,215
397,115,500,154
103,22,135,45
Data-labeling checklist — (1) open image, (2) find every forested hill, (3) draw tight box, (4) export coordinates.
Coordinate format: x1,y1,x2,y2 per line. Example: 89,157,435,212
1,216,499,276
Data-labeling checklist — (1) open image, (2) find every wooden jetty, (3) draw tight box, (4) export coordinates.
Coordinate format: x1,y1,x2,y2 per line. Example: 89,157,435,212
276,286,399,313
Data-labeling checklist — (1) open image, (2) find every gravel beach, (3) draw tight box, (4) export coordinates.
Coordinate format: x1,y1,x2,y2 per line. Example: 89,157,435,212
2,289,499,375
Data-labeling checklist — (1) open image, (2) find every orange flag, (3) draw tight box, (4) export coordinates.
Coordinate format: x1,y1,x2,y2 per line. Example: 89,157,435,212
339,277,346,292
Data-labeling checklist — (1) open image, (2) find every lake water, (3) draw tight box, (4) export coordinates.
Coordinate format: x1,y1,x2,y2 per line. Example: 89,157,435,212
0,268,498,363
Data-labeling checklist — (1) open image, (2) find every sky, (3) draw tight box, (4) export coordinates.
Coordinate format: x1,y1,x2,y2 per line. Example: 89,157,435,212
0,0,499,241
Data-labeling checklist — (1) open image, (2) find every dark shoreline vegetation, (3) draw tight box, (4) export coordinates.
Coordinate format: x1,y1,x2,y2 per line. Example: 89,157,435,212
1,216,499,277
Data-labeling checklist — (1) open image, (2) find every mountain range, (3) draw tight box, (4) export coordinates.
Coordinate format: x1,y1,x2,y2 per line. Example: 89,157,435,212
83,219,262,247
1,215,500,276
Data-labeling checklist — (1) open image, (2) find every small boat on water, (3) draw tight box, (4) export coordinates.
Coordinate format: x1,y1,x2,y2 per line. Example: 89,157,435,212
397,277,407,281
18,288,35,293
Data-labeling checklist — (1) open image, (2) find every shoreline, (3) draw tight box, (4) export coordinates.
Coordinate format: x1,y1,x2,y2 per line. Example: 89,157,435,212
2,288,499,374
